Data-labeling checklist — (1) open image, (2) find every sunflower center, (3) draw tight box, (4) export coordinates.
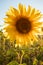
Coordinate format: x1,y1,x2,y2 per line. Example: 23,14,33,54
16,17,32,34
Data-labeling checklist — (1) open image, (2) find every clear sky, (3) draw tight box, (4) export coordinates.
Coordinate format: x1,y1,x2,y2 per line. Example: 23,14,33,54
0,0,43,29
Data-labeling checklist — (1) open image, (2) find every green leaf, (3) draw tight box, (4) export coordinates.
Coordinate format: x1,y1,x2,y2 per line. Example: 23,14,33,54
33,58,38,65
19,63,27,65
7,61,19,65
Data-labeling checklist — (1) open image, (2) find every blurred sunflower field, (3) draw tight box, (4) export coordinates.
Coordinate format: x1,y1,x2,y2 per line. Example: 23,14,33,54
0,30,43,65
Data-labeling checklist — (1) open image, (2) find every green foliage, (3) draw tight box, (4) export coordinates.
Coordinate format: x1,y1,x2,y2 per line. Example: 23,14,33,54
33,58,38,65
7,61,19,65
0,30,43,65
19,63,27,65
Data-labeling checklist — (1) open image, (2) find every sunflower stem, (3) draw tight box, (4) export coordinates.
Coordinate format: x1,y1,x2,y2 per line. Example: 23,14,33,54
20,50,24,64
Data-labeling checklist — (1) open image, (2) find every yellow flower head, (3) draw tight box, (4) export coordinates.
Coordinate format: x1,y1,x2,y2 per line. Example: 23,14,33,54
4,4,43,46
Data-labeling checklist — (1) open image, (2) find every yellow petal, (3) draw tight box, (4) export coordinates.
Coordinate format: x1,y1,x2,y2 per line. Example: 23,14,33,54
10,7,19,16
33,22,43,28
34,28,43,35
6,7,19,16
27,6,32,16
18,3,23,14
31,32,38,41
23,5,26,15
30,8,35,16
30,10,41,20
4,17,16,25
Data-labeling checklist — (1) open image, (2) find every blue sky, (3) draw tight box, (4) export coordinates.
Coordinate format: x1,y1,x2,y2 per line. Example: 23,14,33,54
0,0,43,28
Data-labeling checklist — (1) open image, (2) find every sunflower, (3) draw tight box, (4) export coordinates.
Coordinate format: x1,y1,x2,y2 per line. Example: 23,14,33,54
3,4,43,46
